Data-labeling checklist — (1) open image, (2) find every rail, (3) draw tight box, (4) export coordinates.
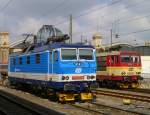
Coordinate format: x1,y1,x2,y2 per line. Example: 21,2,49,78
70,103,108,115
95,89,150,103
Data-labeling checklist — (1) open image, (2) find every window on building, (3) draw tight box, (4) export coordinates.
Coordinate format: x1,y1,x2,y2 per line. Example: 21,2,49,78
27,56,30,64
19,57,22,65
36,54,40,64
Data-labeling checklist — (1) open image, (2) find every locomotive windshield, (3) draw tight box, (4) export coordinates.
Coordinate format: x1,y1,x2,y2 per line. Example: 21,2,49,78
61,48,94,60
121,55,140,63
79,49,93,60
121,55,132,63
133,56,140,63
61,49,77,60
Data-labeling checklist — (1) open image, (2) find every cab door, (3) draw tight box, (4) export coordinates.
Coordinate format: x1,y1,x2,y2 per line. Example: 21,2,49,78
52,50,60,74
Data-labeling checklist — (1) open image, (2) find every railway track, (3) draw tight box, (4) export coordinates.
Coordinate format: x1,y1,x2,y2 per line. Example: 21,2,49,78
0,109,7,115
70,102,147,115
92,102,149,115
125,88,150,94
0,90,64,115
70,103,107,115
95,89,150,103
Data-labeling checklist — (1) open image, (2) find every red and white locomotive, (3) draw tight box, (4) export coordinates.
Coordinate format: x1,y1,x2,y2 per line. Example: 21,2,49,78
96,51,142,88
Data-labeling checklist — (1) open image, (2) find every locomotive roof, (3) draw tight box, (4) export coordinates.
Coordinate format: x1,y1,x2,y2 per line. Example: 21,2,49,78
10,42,94,57
49,43,94,48
97,51,140,57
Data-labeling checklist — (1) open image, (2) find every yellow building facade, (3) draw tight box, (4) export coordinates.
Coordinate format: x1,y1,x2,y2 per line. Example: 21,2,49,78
0,32,9,64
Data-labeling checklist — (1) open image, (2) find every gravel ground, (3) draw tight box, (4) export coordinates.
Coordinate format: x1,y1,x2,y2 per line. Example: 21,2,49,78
140,78,150,89
96,92,150,115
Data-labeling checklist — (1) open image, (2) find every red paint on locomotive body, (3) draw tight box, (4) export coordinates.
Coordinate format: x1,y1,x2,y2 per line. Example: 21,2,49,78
96,51,142,88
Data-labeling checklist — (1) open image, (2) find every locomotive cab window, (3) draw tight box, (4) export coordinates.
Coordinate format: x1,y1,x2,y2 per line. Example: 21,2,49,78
36,54,40,64
121,55,133,63
61,49,76,60
110,55,119,65
79,49,93,60
133,56,139,63
111,56,115,64
116,56,119,63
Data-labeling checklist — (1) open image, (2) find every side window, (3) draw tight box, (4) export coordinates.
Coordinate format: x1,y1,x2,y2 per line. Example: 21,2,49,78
19,57,22,65
27,55,30,64
36,54,40,64
13,58,16,65
116,56,119,63
111,56,115,65
54,51,58,61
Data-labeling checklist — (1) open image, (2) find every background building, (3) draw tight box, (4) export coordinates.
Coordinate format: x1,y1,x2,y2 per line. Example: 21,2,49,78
0,32,9,64
92,33,103,49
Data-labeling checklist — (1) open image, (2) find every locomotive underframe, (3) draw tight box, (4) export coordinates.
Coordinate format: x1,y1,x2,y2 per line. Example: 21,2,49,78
8,77,97,102
97,75,140,89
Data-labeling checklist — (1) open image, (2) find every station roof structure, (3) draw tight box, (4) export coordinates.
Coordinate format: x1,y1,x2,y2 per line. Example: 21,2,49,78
10,39,26,49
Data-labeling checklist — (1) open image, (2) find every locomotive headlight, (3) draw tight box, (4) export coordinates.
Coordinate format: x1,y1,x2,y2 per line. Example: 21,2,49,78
66,76,69,80
87,75,91,79
91,75,95,79
62,76,65,80
86,75,95,79
136,72,141,75
121,71,126,76
62,76,69,80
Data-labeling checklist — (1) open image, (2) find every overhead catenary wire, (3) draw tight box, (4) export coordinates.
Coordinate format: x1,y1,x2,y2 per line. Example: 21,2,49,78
89,0,150,32
0,0,13,12
55,0,147,27
7,0,150,45
58,0,122,25
39,0,69,18
102,27,150,39
57,0,149,37
72,1,150,38
72,11,150,36
55,0,122,26
120,27,150,36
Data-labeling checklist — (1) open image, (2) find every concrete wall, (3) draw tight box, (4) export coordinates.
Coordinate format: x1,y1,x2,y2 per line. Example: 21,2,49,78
141,56,150,78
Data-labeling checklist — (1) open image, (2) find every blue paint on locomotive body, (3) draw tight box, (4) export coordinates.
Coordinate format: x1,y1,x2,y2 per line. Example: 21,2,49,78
8,43,97,92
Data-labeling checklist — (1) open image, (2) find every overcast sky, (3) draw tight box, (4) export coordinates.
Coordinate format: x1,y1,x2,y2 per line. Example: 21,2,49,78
0,0,150,45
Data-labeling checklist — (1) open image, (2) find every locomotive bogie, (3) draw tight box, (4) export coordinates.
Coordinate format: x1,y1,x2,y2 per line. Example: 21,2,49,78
57,92,94,102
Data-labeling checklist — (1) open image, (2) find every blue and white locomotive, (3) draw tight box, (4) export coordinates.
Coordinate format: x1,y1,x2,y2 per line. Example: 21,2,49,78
8,25,97,102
